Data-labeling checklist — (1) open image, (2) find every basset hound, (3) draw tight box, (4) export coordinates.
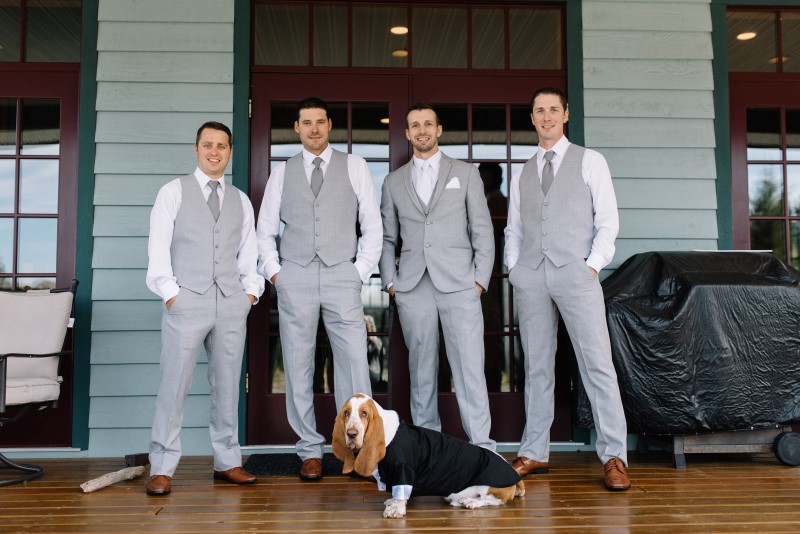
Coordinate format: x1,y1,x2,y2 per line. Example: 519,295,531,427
332,393,525,519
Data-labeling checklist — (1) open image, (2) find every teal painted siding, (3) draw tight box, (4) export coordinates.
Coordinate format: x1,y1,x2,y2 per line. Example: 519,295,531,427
88,0,237,457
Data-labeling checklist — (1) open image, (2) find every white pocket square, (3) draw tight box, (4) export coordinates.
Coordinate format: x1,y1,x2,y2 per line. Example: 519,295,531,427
445,177,461,189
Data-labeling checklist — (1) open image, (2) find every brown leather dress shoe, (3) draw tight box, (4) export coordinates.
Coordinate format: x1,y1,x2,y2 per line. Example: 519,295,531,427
213,466,257,485
511,456,550,477
603,457,631,491
299,458,323,481
146,475,171,496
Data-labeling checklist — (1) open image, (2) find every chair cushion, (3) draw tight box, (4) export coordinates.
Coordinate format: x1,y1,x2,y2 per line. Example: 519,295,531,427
5,376,62,406
0,290,73,381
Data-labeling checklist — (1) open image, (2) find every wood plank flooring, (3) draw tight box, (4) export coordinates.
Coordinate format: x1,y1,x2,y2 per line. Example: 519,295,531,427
1,451,800,532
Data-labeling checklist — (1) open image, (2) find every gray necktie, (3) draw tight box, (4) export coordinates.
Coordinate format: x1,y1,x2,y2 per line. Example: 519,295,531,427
207,180,220,221
311,156,324,197
541,150,555,195
417,161,433,204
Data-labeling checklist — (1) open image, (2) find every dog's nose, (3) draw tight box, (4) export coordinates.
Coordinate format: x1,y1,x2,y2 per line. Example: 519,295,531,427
347,430,358,440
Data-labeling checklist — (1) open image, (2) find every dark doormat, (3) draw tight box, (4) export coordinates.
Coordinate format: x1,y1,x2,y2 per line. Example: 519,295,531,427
243,453,345,476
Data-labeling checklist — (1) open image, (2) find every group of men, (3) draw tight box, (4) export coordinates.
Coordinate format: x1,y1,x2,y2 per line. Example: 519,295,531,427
143,87,631,497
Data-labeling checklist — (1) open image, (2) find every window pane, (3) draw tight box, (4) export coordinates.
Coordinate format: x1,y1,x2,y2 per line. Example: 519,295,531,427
472,105,506,160
478,161,508,265
787,109,800,160
436,104,468,159
412,7,467,68
0,99,16,155
313,5,347,67
17,217,57,273
0,278,10,290
0,218,12,273
791,221,800,269
0,2,21,62
363,278,390,391
727,10,778,73
353,5,407,68
0,160,14,212
788,165,800,216
748,164,784,215
17,277,55,290
750,219,785,258
26,0,81,63
783,12,800,73
746,108,781,160
270,103,302,158
510,8,561,69
473,8,504,69
254,4,308,66
20,159,58,214
352,103,389,158
327,103,347,152
21,99,60,156
368,161,389,206
510,104,537,160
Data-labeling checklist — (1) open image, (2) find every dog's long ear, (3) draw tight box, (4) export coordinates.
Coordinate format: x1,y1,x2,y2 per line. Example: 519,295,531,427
354,399,386,477
332,407,355,474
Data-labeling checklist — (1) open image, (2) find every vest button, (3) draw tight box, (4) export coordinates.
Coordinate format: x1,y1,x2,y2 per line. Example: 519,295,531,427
215,229,220,233
542,216,546,220
543,201,549,206
316,232,320,236
426,221,431,225
215,244,219,248
215,260,219,264
543,247,548,251
316,247,320,251
315,203,320,207
316,217,320,221
425,243,430,248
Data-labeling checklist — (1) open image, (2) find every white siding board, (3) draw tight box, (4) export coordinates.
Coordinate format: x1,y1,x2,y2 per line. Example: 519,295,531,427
93,206,150,237
603,148,717,179
583,2,711,32
614,178,717,210
98,51,233,83
92,301,162,331
96,112,231,144
92,237,148,268
618,209,718,239
96,82,232,112
584,30,712,60
97,22,233,52
90,396,211,428
88,428,212,457
584,89,714,119
91,364,210,397
92,331,207,364
585,118,715,148
584,59,714,90
94,175,173,206
93,269,152,301
94,144,208,175
99,0,234,23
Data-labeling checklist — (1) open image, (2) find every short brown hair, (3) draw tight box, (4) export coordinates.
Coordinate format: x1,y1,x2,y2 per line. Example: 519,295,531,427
406,102,440,127
530,87,568,112
196,121,232,146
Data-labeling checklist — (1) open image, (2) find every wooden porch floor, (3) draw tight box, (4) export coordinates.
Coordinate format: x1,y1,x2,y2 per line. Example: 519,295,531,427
1,451,799,532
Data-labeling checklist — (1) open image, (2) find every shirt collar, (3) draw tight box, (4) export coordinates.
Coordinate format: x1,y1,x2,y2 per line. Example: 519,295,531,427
302,145,333,167
412,149,442,173
194,167,225,192
538,136,570,163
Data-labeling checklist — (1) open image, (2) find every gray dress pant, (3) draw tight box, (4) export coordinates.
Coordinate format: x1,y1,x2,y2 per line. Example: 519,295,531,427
150,284,252,476
511,258,628,465
275,259,372,460
394,271,496,451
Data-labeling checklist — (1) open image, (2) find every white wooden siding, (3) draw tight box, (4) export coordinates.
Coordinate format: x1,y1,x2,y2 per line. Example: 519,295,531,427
89,0,236,456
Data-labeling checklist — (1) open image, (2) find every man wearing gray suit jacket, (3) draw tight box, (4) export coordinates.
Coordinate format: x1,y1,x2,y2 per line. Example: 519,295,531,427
380,103,495,451
505,87,630,491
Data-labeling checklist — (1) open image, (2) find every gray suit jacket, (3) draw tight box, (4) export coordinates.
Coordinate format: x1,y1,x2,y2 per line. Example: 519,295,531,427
379,153,494,293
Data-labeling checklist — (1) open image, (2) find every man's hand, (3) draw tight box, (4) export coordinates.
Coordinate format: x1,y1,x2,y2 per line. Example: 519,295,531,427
247,294,256,305
389,286,395,297
475,283,484,295
165,296,176,310
588,267,598,277
270,273,278,285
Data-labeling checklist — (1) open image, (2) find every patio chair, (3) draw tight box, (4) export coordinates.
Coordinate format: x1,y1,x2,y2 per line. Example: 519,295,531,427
0,279,78,486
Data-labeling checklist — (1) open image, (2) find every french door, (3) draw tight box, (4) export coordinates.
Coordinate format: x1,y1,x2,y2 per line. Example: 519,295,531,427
247,72,574,445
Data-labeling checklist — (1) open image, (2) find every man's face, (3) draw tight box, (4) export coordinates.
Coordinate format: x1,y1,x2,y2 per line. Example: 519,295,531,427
531,93,568,149
295,107,331,155
195,128,232,179
405,109,442,157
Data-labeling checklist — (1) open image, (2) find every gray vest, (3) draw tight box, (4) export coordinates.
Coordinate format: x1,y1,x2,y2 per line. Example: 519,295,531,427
279,149,358,266
517,144,594,269
171,175,244,296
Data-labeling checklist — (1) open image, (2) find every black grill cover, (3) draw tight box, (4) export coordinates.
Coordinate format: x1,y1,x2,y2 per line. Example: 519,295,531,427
575,251,800,435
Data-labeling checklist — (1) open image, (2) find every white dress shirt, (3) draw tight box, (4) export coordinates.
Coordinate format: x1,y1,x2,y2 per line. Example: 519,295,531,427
412,149,442,204
146,167,265,303
504,136,619,273
256,145,382,283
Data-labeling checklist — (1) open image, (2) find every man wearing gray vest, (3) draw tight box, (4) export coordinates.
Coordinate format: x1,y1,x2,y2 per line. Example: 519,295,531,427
505,87,631,490
145,122,264,496
257,98,381,480
380,103,495,451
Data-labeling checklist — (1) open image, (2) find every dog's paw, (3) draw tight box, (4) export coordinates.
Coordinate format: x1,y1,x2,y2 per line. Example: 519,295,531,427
383,498,407,519
459,497,481,509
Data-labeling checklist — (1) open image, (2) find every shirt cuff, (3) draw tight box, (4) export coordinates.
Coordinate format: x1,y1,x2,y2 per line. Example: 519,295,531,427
265,260,282,284
392,485,413,500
